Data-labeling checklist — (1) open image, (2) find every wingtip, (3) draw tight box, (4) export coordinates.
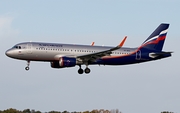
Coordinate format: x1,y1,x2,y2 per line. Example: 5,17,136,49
91,42,95,46
119,36,127,47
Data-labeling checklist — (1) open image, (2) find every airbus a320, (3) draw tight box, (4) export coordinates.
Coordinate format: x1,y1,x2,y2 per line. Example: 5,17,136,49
6,23,172,74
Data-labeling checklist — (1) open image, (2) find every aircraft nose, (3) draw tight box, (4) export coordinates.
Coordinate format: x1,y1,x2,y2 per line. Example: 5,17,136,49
5,50,13,57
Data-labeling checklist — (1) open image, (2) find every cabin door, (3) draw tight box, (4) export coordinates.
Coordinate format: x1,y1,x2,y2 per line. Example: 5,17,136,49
27,43,32,54
136,50,141,60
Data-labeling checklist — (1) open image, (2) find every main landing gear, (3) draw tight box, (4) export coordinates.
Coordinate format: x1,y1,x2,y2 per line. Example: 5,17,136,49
78,65,91,74
25,61,30,71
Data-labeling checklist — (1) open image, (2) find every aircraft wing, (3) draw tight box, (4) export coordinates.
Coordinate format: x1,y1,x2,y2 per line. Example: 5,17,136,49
77,36,127,63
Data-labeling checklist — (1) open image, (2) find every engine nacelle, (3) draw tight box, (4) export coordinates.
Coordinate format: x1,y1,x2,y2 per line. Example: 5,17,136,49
51,57,76,68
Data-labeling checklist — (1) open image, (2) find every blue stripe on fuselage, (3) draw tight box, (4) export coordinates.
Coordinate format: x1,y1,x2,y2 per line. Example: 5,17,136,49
92,48,171,65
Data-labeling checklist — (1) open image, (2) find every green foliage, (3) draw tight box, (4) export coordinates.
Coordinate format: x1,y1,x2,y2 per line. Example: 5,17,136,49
35,111,41,113
90,110,98,113
23,109,31,113
0,108,174,113
48,111,61,113
83,111,90,113
161,111,173,113
61,111,68,113
0,108,42,113
2,108,20,113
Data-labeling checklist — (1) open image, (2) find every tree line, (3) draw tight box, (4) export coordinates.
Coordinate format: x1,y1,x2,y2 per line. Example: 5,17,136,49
0,108,174,113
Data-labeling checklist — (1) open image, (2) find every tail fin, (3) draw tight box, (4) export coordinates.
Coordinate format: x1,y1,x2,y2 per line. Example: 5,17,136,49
141,23,169,51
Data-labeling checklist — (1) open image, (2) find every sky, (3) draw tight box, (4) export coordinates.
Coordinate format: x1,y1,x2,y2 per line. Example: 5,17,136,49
0,0,180,113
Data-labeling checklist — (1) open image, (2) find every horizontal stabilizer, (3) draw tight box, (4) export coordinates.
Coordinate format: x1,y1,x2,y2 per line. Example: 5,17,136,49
149,52,173,58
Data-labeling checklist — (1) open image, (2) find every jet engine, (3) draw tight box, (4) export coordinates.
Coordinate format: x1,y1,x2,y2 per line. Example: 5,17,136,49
51,57,76,68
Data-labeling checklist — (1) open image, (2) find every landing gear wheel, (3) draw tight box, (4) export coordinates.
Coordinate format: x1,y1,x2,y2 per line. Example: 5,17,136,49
25,66,29,71
85,68,90,74
78,68,84,74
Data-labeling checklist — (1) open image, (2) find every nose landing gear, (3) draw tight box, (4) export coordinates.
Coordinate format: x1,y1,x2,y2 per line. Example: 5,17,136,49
25,61,30,71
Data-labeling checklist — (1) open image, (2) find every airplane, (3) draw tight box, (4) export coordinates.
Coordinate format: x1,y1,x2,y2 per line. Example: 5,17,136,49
5,23,172,74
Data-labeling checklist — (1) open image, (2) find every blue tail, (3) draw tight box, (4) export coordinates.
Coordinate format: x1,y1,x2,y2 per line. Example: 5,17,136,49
141,23,169,51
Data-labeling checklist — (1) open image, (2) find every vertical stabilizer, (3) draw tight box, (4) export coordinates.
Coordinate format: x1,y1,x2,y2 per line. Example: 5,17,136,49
141,23,169,51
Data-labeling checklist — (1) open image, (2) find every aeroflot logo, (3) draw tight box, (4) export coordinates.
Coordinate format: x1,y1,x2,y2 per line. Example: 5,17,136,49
39,44,63,47
142,29,168,45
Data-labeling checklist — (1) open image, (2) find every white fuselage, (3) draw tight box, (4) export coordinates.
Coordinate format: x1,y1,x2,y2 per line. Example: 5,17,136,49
6,42,136,62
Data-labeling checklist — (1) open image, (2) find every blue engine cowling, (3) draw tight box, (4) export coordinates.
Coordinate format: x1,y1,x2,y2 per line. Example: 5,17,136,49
51,57,76,68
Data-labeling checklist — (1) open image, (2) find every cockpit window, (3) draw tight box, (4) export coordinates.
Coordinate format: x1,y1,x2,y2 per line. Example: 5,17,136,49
13,46,18,49
13,45,21,49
